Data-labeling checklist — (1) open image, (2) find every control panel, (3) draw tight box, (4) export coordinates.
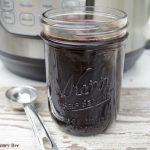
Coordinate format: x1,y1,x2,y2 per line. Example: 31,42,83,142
0,0,85,36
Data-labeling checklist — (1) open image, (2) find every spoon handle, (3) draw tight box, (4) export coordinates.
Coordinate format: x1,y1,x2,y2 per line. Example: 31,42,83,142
24,104,58,150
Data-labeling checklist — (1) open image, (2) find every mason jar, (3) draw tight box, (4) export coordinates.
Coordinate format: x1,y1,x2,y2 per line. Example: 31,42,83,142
41,6,128,136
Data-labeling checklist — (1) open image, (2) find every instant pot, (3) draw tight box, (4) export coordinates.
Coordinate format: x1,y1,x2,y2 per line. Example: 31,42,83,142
0,0,149,81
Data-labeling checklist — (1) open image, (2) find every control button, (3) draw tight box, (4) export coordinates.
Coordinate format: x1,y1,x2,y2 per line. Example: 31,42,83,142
20,0,33,8
20,13,34,26
62,0,80,8
2,12,15,24
1,0,14,10
41,1,54,12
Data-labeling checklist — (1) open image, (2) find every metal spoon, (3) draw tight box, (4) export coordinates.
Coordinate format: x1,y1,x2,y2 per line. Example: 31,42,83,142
5,86,57,150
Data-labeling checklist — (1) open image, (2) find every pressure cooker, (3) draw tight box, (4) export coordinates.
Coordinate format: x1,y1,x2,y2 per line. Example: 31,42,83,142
0,0,149,81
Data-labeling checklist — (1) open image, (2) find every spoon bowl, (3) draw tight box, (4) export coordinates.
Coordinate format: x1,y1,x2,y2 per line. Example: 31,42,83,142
6,86,37,110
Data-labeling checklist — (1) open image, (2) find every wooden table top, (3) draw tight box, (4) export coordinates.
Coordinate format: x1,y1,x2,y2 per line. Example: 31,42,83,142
0,87,150,150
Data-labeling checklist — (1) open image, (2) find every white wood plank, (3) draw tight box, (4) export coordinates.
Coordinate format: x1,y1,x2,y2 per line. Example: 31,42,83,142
0,87,150,150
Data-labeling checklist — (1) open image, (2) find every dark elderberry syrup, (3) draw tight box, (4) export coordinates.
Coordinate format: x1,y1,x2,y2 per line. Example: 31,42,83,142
41,6,127,135
43,36,125,135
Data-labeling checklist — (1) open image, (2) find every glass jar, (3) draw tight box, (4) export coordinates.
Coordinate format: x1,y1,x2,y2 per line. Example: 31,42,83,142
41,6,127,136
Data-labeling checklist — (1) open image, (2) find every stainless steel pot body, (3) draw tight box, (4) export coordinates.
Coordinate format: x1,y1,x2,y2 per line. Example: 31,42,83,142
89,0,150,54
0,0,149,80
0,0,149,59
0,0,86,59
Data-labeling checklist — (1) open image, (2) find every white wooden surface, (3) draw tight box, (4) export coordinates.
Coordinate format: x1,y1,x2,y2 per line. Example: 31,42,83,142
0,87,150,150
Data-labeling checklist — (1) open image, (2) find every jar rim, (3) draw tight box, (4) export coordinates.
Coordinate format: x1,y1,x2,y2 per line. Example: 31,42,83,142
42,6,127,26
41,6,127,42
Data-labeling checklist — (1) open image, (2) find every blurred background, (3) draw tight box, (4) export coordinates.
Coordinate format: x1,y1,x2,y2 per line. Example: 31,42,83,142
0,0,150,88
